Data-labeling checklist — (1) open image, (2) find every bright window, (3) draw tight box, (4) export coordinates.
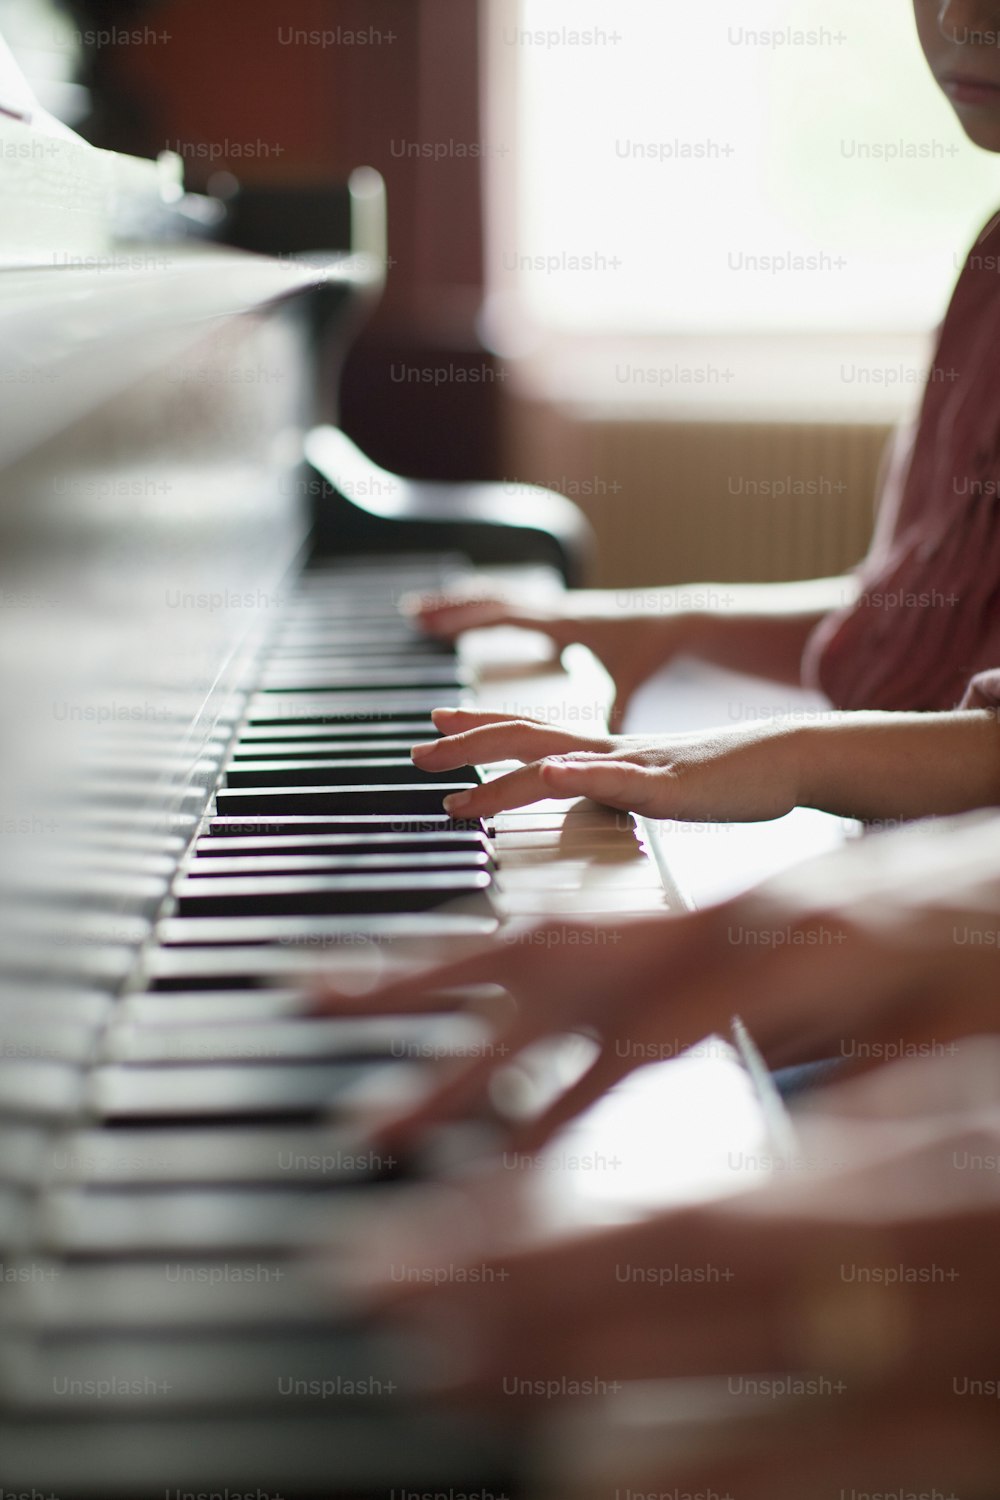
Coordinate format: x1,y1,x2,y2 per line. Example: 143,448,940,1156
491,0,1000,334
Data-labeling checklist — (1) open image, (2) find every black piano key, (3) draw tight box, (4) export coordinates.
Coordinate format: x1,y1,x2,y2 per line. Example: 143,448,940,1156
145,918,496,985
257,664,467,691
123,985,490,1024
214,783,475,816
229,737,433,758
246,690,469,724
48,1124,404,1185
3,1259,353,1331
183,852,491,877
194,831,491,857
272,618,449,635
0,1412,518,1498
267,642,438,659
205,814,485,837
122,990,312,1023
3,1331,401,1412
237,718,437,742
271,615,437,629
269,617,446,632
268,646,453,666
142,948,338,989
222,757,475,787
261,649,457,667
173,871,494,917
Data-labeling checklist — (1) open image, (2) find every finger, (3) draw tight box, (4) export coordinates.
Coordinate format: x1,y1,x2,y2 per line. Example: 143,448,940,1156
511,1047,630,1151
413,722,608,772
432,706,606,740
373,1014,540,1150
539,756,664,814
432,707,542,731
401,592,514,627
404,595,567,642
311,946,510,1015
367,921,652,1148
442,763,563,819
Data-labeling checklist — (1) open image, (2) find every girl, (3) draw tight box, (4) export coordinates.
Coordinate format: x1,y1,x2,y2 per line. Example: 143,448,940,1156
406,0,1000,830
322,19,1000,1489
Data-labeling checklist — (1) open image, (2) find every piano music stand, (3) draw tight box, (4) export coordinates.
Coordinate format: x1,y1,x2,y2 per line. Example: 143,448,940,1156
219,170,595,585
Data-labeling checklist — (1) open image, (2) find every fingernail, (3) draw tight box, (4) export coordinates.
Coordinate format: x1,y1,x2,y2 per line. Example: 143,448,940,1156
432,706,459,721
443,791,471,813
411,741,437,764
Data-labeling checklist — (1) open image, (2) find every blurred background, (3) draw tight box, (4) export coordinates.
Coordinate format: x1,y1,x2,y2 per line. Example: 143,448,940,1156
4,0,999,588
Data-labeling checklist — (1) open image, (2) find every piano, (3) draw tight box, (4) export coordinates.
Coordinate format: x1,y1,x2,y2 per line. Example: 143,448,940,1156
0,124,847,1497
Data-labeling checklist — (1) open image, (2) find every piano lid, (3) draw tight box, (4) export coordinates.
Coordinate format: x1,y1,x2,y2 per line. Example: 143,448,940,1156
0,46,380,473
0,29,389,994
0,242,340,474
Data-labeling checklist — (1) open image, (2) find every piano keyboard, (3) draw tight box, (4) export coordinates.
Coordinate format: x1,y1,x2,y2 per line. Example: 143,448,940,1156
0,554,673,1498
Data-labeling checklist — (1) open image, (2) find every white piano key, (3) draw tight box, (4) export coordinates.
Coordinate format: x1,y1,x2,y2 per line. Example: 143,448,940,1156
87,1061,398,1122
0,1016,98,1066
39,1186,375,1255
103,1013,488,1066
0,1063,85,1121
155,912,498,948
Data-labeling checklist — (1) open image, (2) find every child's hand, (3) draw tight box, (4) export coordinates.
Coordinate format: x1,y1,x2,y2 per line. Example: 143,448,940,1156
360,1068,1000,1500
316,910,721,1152
403,589,691,730
315,814,1000,1155
415,707,804,822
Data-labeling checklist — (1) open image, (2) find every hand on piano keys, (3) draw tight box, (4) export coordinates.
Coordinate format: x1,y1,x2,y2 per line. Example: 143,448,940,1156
415,705,806,823
404,586,690,731
342,1041,1000,1500
316,816,1000,1155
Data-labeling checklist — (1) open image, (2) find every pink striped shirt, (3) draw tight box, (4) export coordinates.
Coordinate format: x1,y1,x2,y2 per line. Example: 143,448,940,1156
803,209,1000,712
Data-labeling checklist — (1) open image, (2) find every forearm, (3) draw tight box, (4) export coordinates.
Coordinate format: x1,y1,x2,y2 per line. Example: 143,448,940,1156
794,710,1000,821
674,576,856,686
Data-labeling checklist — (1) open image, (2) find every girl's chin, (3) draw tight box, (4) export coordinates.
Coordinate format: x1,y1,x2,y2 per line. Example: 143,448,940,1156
951,111,1000,151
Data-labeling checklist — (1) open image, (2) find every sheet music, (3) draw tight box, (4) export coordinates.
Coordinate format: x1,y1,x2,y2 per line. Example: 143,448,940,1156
0,25,181,268
0,27,78,137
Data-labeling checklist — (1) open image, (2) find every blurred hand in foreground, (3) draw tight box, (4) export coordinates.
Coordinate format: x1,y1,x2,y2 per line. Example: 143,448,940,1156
358,1045,1000,1500
317,812,1000,1155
